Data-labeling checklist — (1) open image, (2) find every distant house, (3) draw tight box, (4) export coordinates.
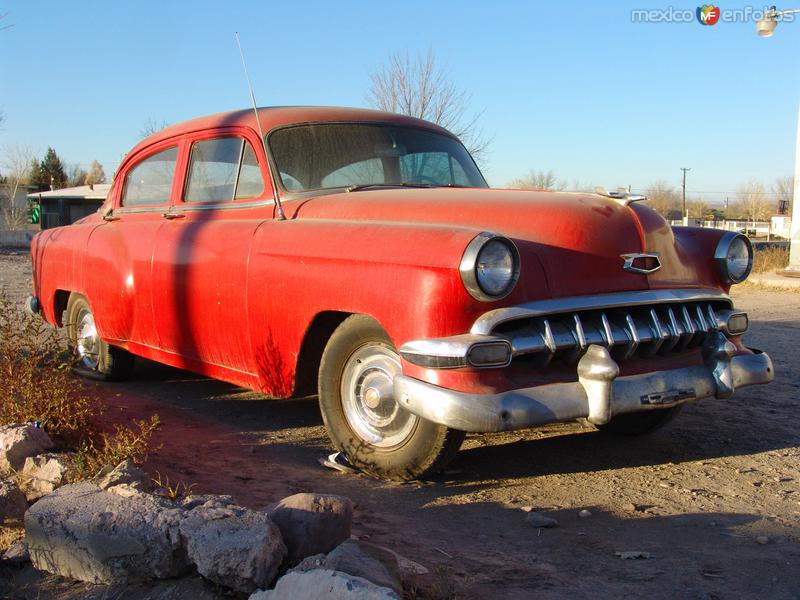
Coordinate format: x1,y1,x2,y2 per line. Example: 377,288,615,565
27,184,111,230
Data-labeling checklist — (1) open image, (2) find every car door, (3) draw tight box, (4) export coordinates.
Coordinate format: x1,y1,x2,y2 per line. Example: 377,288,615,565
150,129,270,378
84,140,184,350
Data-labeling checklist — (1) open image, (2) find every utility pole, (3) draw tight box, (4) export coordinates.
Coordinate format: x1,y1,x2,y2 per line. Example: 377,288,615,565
680,168,691,224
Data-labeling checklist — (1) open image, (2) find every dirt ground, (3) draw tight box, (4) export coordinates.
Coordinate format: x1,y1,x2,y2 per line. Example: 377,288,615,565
1,248,799,599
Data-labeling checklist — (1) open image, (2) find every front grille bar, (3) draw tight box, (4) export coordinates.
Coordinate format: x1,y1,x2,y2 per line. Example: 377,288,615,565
501,301,722,364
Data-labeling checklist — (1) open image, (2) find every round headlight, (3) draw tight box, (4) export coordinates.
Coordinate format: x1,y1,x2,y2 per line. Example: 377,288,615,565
460,233,520,301
715,232,753,285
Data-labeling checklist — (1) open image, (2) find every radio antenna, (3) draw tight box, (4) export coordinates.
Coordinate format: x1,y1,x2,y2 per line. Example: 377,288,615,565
235,32,286,220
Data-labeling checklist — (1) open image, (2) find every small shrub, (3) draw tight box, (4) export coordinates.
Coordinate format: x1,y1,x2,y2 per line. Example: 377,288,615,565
69,415,161,482
0,292,161,482
0,292,95,444
752,246,789,273
151,471,195,501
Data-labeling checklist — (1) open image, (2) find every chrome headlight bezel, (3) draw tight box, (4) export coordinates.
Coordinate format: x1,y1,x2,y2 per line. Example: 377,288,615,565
460,232,521,301
714,232,753,285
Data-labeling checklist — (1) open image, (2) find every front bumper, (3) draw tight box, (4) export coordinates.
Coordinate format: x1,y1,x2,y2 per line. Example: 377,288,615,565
393,333,774,433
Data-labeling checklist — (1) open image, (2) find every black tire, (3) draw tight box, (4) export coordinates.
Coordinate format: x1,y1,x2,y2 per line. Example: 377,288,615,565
65,293,134,381
595,406,682,436
318,314,464,480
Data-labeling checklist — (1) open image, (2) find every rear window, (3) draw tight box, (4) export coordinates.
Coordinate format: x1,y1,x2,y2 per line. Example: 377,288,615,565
122,146,178,206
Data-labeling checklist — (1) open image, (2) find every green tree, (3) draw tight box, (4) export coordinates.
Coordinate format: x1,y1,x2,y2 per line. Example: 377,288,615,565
32,147,67,191
28,158,45,190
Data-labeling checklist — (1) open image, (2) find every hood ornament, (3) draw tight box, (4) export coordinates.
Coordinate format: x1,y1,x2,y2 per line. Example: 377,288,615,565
595,187,648,207
622,253,661,275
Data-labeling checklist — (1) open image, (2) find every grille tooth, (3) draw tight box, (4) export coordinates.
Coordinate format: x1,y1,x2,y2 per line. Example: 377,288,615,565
623,313,640,359
499,299,726,365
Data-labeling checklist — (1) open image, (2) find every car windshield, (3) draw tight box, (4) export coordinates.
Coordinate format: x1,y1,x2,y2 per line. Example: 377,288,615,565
268,122,487,192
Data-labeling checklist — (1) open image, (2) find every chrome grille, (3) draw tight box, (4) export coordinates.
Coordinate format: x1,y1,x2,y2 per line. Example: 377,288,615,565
494,301,727,365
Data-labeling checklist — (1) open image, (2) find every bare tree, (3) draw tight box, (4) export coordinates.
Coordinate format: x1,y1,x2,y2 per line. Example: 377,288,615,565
366,49,489,162
139,117,170,139
687,199,710,220
736,181,772,229
773,176,793,216
645,180,681,219
67,164,88,187
508,169,565,191
86,160,106,186
0,145,35,230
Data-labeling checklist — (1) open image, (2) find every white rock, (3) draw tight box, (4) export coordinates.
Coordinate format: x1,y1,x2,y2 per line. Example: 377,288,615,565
266,493,353,563
25,482,190,583
756,535,769,545
300,540,402,594
1,539,29,564
0,479,28,522
94,459,152,493
180,503,286,593
252,569,400,599
578,509,593,519
0,424,54,475
19,453,71,501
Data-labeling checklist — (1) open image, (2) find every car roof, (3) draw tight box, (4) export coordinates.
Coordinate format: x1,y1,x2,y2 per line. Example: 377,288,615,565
128,106,456,157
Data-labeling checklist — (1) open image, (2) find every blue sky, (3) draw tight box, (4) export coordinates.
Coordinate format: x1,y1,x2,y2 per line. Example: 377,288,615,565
1,1,798,203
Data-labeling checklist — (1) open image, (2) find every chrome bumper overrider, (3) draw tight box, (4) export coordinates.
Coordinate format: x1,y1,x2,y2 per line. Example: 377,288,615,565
393,333,774,433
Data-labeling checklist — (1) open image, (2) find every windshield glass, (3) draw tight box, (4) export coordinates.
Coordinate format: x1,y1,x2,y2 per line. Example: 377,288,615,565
268,123,487,192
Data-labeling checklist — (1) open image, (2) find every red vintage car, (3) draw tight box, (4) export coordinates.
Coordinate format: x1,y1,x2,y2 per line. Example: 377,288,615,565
27,106,774,479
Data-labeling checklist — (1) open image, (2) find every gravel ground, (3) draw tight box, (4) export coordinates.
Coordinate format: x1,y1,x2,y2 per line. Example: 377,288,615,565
1,249,799,599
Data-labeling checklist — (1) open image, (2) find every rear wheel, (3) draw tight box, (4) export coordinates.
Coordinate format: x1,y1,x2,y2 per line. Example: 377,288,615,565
318,315,464,480
595,406,682,435
65,293,134,381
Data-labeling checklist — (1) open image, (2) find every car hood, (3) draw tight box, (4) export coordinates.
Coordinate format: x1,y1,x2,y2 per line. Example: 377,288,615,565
290,187,702,299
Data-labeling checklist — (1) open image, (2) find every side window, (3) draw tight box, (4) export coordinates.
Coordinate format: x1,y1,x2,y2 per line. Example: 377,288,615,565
122,146,178,206
235,142,265,199
185,137,264,203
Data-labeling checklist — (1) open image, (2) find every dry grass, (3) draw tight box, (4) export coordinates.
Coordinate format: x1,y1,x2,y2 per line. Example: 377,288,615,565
68,415,162,482
0,292,94,444
0,292,160,481
752,246,789,274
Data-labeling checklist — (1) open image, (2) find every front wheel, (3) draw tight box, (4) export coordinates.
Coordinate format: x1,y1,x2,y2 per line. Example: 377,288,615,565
65,293,134,381
318,315,464,480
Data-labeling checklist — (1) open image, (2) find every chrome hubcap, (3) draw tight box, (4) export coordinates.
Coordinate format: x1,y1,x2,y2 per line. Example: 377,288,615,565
76,310,100,370
341,344,418,448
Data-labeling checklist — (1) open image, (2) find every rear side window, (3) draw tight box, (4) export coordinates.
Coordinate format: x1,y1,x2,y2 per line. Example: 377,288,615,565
122,146,178,206
184,137,264,203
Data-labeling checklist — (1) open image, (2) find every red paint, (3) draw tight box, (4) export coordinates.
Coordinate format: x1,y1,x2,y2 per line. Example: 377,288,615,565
30,107,734,397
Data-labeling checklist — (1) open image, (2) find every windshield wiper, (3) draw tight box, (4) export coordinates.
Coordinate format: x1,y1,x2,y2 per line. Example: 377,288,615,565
345,182,435,193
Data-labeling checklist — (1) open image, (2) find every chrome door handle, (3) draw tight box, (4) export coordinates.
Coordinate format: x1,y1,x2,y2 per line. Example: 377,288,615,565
162,212,186,220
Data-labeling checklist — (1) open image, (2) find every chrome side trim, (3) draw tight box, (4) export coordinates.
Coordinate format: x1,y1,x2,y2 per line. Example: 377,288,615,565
393,345,774,433
114,198,275,216
471,288,731,335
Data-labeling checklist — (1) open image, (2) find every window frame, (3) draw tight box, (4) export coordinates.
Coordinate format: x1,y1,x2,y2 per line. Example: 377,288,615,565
117,140,185,210
178,127,270,207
